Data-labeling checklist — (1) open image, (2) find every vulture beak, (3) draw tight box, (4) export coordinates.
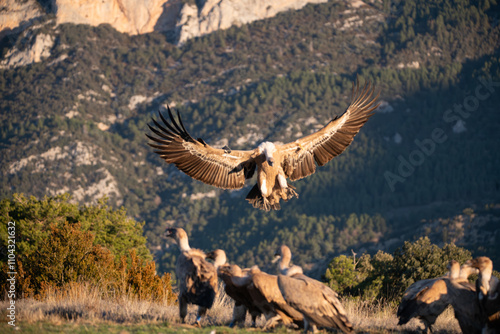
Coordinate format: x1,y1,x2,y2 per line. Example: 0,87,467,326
272,253,281,263
206,251,214,260
165,228,174,238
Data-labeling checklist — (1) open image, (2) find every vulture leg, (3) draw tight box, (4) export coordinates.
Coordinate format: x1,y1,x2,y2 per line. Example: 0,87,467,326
250,313,258,327
179,294,188,323
230,304,247,327
303,318,318,333
195,306,208,325
263,314,283,330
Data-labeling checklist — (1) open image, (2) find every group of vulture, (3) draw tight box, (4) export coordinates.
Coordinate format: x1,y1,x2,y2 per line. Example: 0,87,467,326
166,227,499,333
397,256,499,333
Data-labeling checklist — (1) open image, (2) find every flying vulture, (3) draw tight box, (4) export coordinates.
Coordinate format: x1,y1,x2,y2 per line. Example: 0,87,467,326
274,245,354,333
165,227,218,325
146,79,379,211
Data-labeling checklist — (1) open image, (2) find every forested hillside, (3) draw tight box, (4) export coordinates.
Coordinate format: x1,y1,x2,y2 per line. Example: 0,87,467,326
1,0,499,276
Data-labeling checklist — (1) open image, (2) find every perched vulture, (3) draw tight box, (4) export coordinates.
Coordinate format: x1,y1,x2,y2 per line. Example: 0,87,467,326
467,256,500,333
165,227,218,325
147,79,379,211
274,245,354,333
446,261,482,334
217,264,304,329
205,250,263,327
397,260,462,333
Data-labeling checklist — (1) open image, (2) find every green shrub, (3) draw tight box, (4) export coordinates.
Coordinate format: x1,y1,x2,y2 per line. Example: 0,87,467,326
325,237,473,301
0,193,174,303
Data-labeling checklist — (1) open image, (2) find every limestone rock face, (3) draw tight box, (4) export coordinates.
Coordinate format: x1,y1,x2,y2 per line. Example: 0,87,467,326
54,0,180,35
177,0,328,45
0,0,180,37
1,0,329,42
0,33,55,69
0,0,45,38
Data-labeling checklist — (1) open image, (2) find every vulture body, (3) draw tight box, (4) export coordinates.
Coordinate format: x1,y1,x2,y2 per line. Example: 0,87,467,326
446,262,482,334
218,264,303,329
206,250,262,327
147,79,379,211
166,227,218,324
274,245,353,333
249,266,304,329
468,257,500,333
397,260,461,333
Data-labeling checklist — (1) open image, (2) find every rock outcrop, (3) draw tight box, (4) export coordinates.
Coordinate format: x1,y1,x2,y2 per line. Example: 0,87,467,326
1,0,330,42
0,0,45,38
175,0,328,45
0,32,54,69
0,0,332,68
54,0,182,35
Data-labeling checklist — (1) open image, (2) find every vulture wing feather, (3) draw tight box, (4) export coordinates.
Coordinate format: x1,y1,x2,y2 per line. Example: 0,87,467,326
280,79,379,181
147,107,255,189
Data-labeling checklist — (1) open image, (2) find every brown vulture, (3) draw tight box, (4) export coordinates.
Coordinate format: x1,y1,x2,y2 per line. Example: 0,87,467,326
205,249,263,327
467,256,500,333
274,245,354,333
397,260,462,333
147,79,379,211
165,227,218,325
217,263,304,329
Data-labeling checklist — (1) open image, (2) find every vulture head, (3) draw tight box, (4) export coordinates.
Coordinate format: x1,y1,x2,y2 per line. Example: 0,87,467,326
273,245,303,276
466,256,493,299
273,245,292,264
467,256,494,298
218,264,252,287
165,227,191,252
206,249,227,269
458,261,479,280
257,142,277,167
447,260,461,279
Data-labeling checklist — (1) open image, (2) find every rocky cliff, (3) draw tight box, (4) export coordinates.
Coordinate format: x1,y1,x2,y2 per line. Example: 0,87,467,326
175,0,328,45
1,0,330,43
1,0,333,68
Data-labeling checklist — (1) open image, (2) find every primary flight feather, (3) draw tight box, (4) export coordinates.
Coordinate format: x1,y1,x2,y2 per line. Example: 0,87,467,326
146,78,379,211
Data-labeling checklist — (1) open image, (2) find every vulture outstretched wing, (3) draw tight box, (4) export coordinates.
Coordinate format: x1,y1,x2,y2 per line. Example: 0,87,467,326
147,106,256,189
280,80,379,181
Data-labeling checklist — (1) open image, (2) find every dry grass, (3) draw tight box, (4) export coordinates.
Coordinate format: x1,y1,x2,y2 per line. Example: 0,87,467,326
0,282,463,333
1,282,178,325
342,297,462,333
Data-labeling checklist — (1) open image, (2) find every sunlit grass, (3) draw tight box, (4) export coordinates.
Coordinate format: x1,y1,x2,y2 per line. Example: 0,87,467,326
0,281,462,333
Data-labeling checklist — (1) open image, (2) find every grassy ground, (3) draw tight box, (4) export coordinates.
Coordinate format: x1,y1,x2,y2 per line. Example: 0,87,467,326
0,282,462,333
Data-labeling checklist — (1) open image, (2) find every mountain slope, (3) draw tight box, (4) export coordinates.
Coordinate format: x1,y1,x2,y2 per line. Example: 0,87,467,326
1,0,499,275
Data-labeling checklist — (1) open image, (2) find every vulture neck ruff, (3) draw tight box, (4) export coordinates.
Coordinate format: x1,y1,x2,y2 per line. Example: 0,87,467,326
176,235,191,252
258,142,276,163
448,261,460,279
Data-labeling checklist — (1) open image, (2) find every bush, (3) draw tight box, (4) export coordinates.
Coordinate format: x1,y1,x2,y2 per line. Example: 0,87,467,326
0,193,174,303
325,237,473,301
